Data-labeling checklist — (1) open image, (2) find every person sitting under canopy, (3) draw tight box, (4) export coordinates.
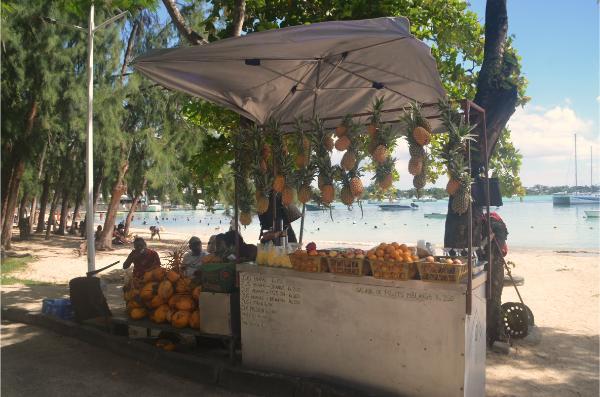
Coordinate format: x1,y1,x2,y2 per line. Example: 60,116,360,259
122,237,161,278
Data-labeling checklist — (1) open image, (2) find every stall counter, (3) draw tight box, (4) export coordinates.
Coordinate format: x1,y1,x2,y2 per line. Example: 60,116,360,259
237,263,486,397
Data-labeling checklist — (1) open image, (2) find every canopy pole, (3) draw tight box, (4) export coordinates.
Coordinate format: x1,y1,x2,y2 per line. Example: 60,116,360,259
234,124,241,262
464,102,473,316
298,61,321,247
85,4,95,273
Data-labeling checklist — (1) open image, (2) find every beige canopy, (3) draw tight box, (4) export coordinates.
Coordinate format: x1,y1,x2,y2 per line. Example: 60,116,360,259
133,17,446,130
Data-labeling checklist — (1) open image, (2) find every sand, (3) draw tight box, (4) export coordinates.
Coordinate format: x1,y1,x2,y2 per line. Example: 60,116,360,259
2,230,599,396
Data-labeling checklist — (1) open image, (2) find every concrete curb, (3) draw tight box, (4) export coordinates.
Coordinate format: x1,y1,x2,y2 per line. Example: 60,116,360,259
2,307,381,397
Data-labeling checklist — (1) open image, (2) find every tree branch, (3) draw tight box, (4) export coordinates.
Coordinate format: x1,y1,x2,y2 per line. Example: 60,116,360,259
120,20,139,83
162,0,207,45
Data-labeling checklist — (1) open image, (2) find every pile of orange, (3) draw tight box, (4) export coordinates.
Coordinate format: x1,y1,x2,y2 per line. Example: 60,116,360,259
367,242,419,263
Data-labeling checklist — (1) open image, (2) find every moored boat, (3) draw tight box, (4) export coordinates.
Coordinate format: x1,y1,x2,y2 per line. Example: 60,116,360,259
584,210,600,218
424,212,447,219
378,204,416,211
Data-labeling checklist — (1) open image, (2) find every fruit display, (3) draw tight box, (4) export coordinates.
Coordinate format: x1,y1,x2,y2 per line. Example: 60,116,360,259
367,242,419,280
327,248,366,276
256,242,293,268
287,242,327,272
122,247,201,334
289,250,325,272
417,256,468,283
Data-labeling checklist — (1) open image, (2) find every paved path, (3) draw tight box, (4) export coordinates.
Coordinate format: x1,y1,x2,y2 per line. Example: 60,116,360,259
1,321,255,397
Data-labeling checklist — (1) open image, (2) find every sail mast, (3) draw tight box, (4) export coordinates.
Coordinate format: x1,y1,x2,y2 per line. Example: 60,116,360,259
574,133,578,189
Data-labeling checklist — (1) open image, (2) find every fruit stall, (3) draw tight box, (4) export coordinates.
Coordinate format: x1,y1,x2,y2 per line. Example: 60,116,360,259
133,16,493,397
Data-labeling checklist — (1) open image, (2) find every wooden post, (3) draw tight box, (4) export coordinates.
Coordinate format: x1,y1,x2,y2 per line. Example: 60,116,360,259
464,102,473,316
234,133,240,262
298,204,306,245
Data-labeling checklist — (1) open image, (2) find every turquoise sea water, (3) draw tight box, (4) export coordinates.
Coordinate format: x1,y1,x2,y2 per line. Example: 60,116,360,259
101,195,600,250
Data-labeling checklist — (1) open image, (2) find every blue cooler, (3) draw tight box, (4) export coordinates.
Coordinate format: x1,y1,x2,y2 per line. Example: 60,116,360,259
42,298,74,320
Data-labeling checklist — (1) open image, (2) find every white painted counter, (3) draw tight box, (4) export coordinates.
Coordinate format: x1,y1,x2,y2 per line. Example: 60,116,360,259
238,263,486,397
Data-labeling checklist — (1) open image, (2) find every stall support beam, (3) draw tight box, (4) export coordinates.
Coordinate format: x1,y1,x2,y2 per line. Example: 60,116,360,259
234,131,240,262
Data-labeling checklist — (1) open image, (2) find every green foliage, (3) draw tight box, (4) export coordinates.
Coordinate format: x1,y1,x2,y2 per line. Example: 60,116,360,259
490,128,525,196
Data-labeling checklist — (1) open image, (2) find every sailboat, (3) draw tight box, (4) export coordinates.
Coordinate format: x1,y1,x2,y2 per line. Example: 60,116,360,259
553,134,599,205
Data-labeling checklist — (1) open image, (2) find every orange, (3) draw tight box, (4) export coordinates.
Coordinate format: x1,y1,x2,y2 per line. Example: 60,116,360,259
399,244,407,251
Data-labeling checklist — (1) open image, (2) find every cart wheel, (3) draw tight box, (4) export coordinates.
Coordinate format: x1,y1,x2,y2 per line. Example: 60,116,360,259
501,302,530,339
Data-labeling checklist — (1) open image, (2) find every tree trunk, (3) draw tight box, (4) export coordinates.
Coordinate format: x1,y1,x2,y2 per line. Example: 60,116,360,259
69,189,83,234
473,0,519,169
45,190,59,240
36,172,51,233
231,0,246,37
124,178,146,236
1,163,15,229
486,245,505,346
93,172,103,213
29,195,37,231
162,0,207,45
120,20,139,83
1,160,25,249
18,191,29,221
56,188,70,235
28,140,48,232
98,154,129,250
1,100,38,248
443,0,520,346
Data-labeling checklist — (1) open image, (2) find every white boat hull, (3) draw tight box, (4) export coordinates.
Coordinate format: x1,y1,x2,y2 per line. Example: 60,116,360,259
585,210,600,218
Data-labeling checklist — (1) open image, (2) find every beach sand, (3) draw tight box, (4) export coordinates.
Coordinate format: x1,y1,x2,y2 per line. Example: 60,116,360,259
2,229,598,396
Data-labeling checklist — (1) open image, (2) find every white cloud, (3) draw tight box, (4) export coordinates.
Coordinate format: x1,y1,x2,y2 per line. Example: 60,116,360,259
596,96,600,103
508,104,599,186
508,105,597,160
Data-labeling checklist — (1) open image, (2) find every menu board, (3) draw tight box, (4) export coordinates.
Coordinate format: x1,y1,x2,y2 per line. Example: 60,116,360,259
239,272,303,330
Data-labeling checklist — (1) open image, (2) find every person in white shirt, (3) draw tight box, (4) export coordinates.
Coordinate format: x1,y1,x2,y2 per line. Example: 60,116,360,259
181,236,206,277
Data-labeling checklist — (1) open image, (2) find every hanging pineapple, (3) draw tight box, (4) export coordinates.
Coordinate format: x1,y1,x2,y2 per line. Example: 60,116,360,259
373,157,396,191
367,98,399,166
250,127,273,214
339,119,362,171
293,122,314,206
369,123,400,168
451,176,473,215
311,118,337,205
335,115,351,138
270,122,288,193
438,101,477,215
402,102,433,193
366,97,384,139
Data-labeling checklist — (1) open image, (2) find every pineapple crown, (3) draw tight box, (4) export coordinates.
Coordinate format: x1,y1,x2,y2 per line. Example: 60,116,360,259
375,124,399,149
373,156,397,181
402,101,432,147
369,96,385,124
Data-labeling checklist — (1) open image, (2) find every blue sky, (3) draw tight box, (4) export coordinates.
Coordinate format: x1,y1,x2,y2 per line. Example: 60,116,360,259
465,0,599,187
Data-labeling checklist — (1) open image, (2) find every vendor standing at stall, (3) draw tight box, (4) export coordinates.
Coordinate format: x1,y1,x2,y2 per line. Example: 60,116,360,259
123,237,161,278
182,236,206,277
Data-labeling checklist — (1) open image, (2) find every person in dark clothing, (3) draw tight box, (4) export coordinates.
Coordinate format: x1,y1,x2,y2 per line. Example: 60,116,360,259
483,212,509,346
258,193,301,244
